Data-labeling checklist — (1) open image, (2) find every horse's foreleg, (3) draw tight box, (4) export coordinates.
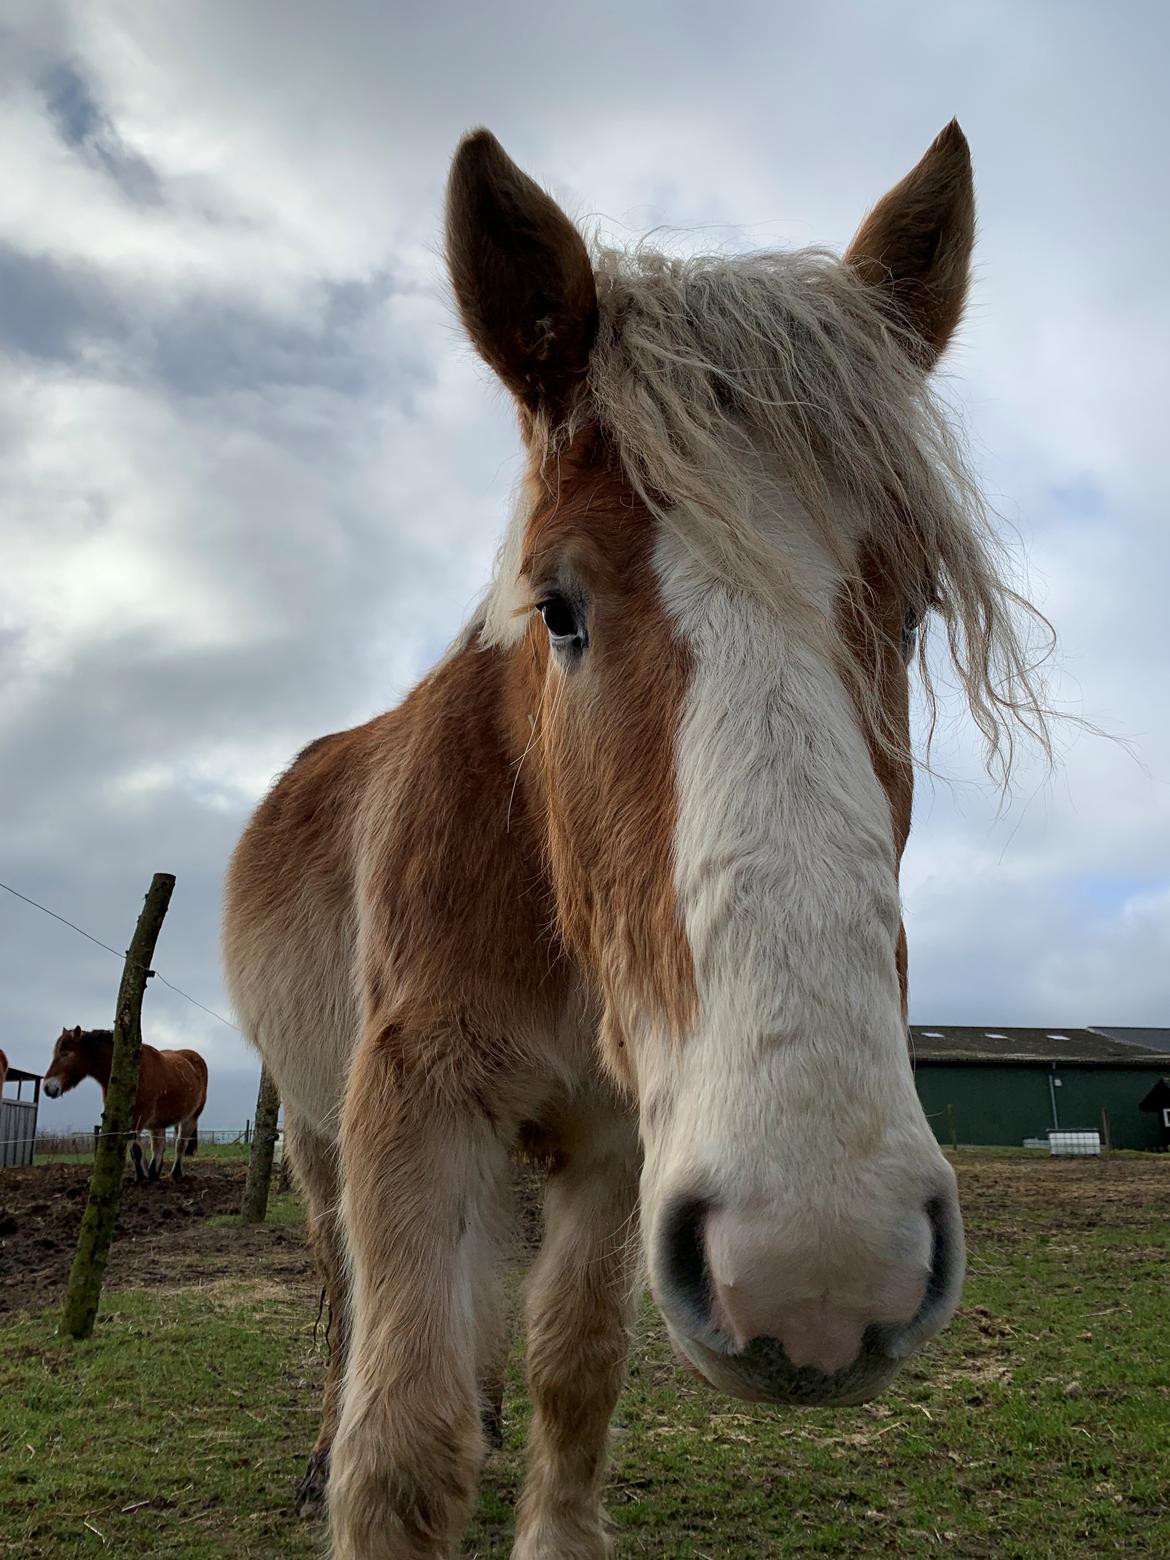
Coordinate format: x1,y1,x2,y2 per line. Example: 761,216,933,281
513,1098,640,1560
328,1031,509,1560
283,1111,351,1519
171,1117,195,1179
128,1134,147,1184
147,1128,166,1181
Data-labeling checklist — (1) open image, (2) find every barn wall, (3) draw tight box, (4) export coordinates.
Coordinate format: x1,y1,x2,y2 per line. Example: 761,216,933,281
912,1064,1165,1151
913,1064,1052,1146
1055,1069,1164,1151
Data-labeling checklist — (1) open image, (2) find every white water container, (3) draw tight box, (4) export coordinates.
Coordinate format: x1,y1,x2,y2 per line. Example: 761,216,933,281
1049,1130,1101,1157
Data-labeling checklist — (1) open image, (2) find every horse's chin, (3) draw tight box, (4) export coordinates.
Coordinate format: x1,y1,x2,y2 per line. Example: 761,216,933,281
667,1325,902,1408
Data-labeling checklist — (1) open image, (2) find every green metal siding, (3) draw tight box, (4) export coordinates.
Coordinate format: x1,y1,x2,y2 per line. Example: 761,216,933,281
913,1063,1166,1151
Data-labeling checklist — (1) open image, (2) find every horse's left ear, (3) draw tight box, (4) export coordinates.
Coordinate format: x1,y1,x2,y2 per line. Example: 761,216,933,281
72,1026,82,1039
845,120,975,369
445,129,598,419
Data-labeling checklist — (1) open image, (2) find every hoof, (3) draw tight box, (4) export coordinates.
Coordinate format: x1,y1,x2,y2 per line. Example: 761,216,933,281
296,1448,329,1519
171,1163,183,1181
147,1164,160,1183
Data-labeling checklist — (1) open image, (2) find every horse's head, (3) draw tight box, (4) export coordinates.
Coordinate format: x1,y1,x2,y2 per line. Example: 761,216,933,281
43,1025,90,1098
447,128,1046,1406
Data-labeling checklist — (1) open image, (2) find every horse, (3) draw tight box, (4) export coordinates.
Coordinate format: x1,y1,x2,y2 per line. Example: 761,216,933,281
0,1048,7,1092
42,1026,208,1182
223,122,1050,1559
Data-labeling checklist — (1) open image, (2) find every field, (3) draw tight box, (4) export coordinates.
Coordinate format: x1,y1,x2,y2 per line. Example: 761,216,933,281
1,1148,1168,1558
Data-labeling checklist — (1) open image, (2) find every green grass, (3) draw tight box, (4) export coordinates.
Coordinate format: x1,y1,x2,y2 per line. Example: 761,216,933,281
2,1155,1168,1557
34,1141,254,1168
1,1283,324,1558
207,1190,305,1229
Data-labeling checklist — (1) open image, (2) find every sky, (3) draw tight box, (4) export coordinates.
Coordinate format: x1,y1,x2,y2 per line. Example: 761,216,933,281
2,1,1168,1132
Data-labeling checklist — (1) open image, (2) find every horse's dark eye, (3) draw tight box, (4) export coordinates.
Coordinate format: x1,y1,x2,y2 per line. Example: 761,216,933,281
539,595,580,643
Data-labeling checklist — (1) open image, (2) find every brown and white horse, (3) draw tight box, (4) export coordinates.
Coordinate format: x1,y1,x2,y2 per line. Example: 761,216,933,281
224,123,1049,1559
43,1026,208,1181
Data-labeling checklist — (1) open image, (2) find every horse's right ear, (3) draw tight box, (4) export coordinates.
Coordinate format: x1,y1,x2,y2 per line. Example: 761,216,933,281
445,130,598,420
72,1026,82,1039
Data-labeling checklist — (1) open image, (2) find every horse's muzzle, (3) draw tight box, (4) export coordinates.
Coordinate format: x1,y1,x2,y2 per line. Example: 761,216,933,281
654,1182,965,1407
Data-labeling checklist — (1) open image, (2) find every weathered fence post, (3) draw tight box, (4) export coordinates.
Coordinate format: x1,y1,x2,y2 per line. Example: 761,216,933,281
240,1065,281,1223
946,1102,958,1153
61,873,175,1340
1100,1107,1112,1153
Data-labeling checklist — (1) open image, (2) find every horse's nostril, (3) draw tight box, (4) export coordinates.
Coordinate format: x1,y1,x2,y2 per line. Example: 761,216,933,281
922,1196,954,1309
882,1192,965,1361
658,1197,713,1330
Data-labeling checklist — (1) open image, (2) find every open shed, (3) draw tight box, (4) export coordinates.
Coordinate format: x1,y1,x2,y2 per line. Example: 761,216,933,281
1138,1076,1170,1150
1,1064,42,1169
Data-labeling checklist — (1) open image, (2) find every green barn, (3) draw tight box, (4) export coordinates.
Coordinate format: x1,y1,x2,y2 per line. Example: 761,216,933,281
909,1026,1170,1152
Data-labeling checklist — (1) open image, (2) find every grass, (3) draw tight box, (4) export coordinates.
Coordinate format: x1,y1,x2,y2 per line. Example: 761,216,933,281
34,1142,255,1168
207,1190,304,1229
2,1154,1168,1557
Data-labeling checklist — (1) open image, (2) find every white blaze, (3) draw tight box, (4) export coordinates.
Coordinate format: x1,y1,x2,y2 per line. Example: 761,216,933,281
642,508,944,1315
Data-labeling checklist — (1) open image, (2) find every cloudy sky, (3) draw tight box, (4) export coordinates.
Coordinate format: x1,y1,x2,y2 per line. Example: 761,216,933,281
2,1,1167,1132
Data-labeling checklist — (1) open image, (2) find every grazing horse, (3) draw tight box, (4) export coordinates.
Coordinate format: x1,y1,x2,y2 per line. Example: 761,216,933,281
42,1027,207,1181
224,123,1050,1559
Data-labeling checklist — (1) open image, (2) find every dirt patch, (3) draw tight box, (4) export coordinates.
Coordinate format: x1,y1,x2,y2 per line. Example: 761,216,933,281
5,1148,1164,1325
0,1160,310,1318
949,1150,1170,1246
0,1155,550,1321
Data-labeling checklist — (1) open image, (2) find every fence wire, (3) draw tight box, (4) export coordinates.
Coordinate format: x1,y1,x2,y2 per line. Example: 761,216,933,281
0,877,241,1033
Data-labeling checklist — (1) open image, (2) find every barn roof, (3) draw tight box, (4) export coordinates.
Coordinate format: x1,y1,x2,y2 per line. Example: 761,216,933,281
908,1026,1169,1067
1087,1026,1170,1054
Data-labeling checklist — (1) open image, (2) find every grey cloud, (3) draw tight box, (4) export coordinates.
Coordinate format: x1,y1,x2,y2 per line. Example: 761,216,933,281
41,61,164,206
2,2,1168,1134
0,244,121,361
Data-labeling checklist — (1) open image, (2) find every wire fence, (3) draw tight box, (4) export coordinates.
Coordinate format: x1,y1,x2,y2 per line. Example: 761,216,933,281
0,877,240,1033
21,1125,275,1159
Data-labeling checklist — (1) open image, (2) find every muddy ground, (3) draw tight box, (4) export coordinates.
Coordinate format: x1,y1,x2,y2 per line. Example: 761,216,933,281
0,1160,309,1318
1,1149,1166,1321
0,1155,550,1319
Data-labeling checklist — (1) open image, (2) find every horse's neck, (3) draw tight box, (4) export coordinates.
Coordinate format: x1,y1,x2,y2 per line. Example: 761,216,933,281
85,1040,114,1092
87,1035,151,1093
380,634,563,1017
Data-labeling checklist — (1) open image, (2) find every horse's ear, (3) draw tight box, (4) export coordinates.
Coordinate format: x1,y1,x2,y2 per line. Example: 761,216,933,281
845,120,975,369
72,1026,82,1039
445,129,598,418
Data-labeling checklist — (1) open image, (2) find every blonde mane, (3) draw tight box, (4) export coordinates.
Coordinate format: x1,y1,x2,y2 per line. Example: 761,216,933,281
483,241,1053,782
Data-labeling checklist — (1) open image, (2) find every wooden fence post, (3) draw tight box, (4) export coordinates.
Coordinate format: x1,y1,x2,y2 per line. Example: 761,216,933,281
946,1103,958,1153
1100,1106,1112,1153
240,1066,281,1223
61,873,175,1340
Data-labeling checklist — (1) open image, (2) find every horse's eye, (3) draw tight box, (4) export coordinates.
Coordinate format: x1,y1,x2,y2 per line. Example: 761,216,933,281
539,594,582,645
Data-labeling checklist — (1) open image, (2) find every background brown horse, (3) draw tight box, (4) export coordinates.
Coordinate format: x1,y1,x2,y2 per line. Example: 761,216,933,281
43,1026,207,1181
0,1047,8,1092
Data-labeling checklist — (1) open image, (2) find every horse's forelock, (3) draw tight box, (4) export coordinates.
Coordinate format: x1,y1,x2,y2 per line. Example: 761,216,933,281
482,242,1053,786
